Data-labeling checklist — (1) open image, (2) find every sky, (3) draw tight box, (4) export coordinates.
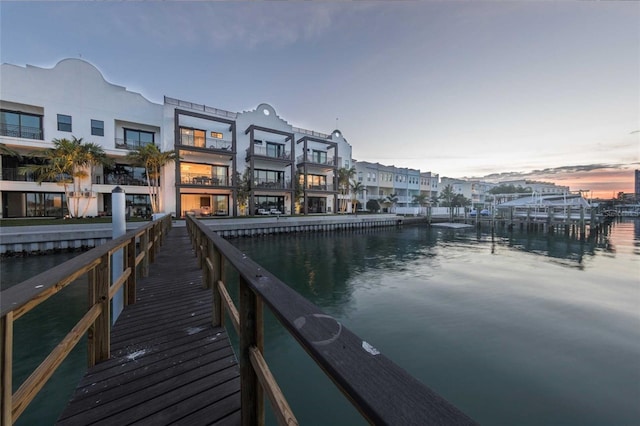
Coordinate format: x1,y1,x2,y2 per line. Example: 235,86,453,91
1,1,638,199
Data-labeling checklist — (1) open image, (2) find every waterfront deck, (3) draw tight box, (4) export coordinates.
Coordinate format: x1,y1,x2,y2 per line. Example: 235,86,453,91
56,227,241,425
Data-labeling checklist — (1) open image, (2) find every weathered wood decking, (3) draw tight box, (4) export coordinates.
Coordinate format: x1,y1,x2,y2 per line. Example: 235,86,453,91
56,227,241,425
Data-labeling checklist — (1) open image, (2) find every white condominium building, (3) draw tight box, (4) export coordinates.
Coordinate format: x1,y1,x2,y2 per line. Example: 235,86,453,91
0,59,353,218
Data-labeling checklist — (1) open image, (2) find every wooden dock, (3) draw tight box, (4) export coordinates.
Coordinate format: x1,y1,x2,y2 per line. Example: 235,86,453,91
56,227,241,425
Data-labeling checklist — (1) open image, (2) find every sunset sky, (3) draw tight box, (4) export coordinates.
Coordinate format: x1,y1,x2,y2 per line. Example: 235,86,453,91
1,1,638,199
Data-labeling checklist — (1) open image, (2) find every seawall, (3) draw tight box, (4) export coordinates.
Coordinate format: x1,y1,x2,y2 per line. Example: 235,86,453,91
0,215,418,256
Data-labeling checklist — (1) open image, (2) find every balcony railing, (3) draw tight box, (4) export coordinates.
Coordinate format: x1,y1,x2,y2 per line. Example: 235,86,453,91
0,124,43,140
181,173,229,187
101,175,147,186
253,179,291,190
305,184,335,191
1,167,61,183
246,147,292,161
296,155,336,166
179,136,233,152
115,139,155,150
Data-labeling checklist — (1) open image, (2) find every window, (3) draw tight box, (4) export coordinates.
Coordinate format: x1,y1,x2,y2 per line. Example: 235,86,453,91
125,128,154,148
91,119,104,136
0,110,43,140
266,142,284,158
311,150,327,164
211,131,223,139
57,114,72,132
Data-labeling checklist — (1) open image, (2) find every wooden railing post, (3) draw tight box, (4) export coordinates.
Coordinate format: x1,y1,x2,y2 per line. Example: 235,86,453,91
239,276,264,426
88,254,111,365
211,247,224,327
141,229,150,278
125,237,137,306
149,225,156,264
1,312,13,426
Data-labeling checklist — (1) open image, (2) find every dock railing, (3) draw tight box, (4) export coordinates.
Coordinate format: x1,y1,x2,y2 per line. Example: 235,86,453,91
186,215,476,426
0,215,172,425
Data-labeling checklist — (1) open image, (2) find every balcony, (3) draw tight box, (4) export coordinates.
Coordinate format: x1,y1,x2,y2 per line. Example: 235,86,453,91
2,167,45,182
115,139,155,150
296,154,336,166
102,174,147,186
0,124,43,140
179,136,233,152
305,184,335,191
246,146,291,161
253,179,291,190
181,173,229,187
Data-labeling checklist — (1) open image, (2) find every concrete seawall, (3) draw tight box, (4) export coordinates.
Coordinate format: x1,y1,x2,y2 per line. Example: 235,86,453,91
1,215,418,255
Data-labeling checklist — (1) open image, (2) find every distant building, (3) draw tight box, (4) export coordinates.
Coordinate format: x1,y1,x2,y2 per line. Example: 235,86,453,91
440,177,494,208
498,179,569,195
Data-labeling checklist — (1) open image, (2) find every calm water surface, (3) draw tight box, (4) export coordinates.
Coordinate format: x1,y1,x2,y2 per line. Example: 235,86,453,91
231,220,640,425
2,220,639,425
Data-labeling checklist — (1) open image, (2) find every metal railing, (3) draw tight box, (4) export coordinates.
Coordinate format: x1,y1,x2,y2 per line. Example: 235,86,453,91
246,147,292,161
304,183,335,191
0,124,43,140
295,154,336,166
186,216,476,426
178,136,233,151
114,139,155,150
164,96,238,119
181,173,230,186
0,216,172,425
253,179,290,190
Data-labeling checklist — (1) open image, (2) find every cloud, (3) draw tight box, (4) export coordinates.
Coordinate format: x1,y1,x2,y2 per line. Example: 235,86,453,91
108,3,344,50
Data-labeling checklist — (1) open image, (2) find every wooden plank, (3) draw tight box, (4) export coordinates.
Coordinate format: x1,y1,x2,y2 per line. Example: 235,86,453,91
249,346,297,426
1,312,13,426
12,303,102,421
218,281,240,333
57,226,240,426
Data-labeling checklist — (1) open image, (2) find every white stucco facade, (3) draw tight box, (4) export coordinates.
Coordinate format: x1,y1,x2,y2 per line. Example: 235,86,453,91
1,59,353,218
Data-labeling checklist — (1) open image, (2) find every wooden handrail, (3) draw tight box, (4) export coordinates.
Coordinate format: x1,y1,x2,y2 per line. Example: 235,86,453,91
186,215,476,426
0,214,172,425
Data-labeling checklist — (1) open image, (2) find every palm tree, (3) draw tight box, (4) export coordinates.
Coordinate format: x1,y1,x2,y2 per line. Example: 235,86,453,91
439,184,456,221
126,144,179,214
439,184,455,207
294,170,304,214
385,192,399,213
22,137,109,218
337,166,356,212
0,143,21,158
412,193,429,206
350,180,365,213
235,169,251,216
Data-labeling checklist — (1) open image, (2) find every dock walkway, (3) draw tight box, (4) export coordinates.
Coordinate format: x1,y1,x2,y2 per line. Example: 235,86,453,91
56,227,241,425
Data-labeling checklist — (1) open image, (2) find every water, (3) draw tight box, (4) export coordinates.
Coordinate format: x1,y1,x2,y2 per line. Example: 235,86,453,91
2,220,638,425
230,220,640,425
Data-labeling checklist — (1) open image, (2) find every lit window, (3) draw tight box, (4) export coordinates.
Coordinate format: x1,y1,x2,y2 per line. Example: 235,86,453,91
211,131,223,139
57,114,72,132
91,119,104,136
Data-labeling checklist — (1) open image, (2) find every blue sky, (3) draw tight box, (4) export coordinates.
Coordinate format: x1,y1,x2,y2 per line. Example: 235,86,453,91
1,1,638,195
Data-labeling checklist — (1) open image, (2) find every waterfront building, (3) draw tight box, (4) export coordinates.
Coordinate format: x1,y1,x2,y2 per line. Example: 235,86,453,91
0,59,353,218
440,177,495,208
419,171,439,202
498,179,569,195
354,161,423,212
0,59,164,218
